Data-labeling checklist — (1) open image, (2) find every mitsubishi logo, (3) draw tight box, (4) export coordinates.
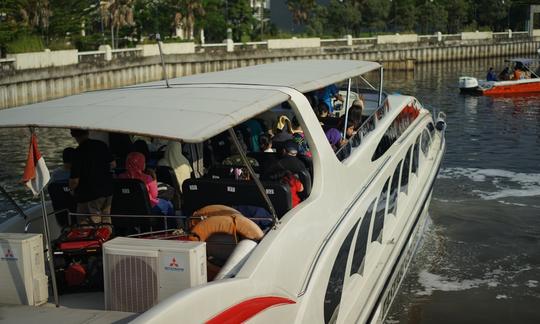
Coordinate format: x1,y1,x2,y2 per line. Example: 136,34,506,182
169,257,179,267
1,248,17,261
4,249,13,258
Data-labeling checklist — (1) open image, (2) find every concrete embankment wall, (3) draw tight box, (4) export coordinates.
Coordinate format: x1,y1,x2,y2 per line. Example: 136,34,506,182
1,39,539,109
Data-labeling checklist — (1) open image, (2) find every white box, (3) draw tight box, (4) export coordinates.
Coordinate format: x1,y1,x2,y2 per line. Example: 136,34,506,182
0,233,48,306
103,237,206,313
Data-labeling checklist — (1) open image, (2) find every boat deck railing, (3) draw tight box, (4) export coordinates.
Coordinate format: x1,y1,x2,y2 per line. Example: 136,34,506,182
335,99,391,161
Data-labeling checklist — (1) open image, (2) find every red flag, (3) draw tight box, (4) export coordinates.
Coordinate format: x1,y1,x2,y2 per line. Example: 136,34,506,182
21,134,50,196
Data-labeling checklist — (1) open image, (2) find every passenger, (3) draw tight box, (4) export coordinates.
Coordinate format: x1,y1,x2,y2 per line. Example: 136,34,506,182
272,115,293,143
158,141,192,193
273,140,308,176
69,129,115,225
291,117,312,158
325,128,345,152
486,67,498,81
317,84,343,114
318,102,330,119
183,142,204,178
223,130,260,167
498,67,511,81
256,135,278,170
242,119,264,152
133,139,152,166
50,147,76,183
119,152,174,216
266,165,304,208
259,134,275,153
108,132,133,168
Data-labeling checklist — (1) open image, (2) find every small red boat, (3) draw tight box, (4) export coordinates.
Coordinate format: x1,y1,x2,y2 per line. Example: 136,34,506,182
459,58,540,95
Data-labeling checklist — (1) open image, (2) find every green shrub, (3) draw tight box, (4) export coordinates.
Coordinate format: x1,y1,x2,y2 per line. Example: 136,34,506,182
6,34,44,54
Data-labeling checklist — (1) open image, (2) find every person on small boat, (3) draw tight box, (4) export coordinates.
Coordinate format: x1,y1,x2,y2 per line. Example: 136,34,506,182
120,152,174,216
498,67,511,81
158,141,192,193
50,147,75,183
486,67,498,81
69,129,115,225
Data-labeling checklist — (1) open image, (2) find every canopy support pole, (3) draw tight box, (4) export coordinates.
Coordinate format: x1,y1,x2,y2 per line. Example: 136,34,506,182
227,128,279,228
378,67,384,106
342,78,352,137
156,33,170,88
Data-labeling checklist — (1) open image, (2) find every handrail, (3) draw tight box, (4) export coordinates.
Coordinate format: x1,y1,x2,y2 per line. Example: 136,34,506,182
335,98,390,161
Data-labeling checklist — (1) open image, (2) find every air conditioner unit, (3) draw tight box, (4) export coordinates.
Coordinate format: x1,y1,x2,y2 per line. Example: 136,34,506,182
103,237,207,313
0,233,48,306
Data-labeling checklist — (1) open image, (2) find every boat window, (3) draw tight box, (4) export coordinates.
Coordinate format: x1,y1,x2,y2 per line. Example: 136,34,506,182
371,178,389,243
421,129,431,156
372,103,420,161
427,122,435,138
411,135,420,174
350,199,375,276
324,223,357,323
388,161,401,216
400,148,411,194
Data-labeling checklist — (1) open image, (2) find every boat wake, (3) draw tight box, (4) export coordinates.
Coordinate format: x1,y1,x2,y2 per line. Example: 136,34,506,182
437,167,540,203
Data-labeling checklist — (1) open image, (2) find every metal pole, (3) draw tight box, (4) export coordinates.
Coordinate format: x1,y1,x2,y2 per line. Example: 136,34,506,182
156,34,170,88
227,128,279,228
342,78,352,137
378,67,384,106
40,190,59,307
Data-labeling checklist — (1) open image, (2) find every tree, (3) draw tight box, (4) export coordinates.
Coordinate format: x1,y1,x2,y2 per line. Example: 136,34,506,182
169,0,205,40
361,0,391,32
416,0,447,34
476,0,512,31
445,0,469,33
325,0,362,36
101,0,135,48
198,0,227,42
47,0,94,40
389,0,416,32
286,0,316,26
226,0,255,42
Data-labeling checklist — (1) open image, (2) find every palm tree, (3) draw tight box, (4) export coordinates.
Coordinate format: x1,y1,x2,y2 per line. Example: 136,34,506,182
286,0,315,25
17,0,51,30
101,0,135,48
170,0,205,40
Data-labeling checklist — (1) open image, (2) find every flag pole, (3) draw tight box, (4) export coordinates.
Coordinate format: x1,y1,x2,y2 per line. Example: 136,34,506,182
29,127,59,307
40,189,59,307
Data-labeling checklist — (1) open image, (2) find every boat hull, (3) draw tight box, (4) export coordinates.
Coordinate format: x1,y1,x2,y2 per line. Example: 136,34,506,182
482,79,540,95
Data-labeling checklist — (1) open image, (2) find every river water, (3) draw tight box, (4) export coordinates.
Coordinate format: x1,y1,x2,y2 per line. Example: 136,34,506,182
0,59,539,323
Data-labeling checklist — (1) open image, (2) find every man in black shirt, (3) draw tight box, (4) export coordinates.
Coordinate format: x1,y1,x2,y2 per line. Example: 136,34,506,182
69,129,115,225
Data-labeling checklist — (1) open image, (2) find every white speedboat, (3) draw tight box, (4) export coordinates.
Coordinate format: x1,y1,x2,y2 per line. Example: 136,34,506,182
0,60,446,323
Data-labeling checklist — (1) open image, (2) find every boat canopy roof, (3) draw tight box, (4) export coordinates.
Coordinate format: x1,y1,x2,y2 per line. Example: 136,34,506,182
504,58,540,65
0,60,380,142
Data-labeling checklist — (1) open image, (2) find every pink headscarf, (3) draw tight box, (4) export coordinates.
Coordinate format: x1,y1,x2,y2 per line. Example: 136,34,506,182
124,152,146,181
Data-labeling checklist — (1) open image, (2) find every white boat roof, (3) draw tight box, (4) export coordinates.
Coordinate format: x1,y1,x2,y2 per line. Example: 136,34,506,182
0,60,380,142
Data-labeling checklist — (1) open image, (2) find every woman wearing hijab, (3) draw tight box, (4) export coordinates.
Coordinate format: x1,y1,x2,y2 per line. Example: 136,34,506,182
158,141,192,193
119,152,174,216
